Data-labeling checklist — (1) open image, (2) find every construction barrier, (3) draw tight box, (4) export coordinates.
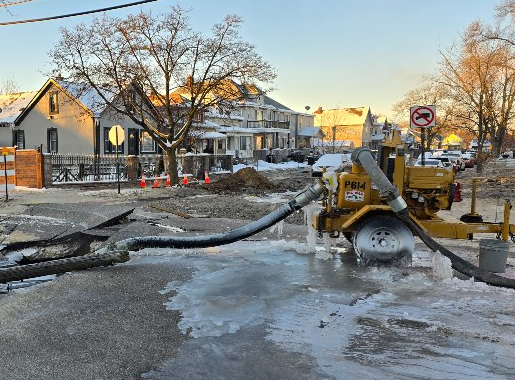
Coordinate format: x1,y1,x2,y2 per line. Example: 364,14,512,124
1,147,16,198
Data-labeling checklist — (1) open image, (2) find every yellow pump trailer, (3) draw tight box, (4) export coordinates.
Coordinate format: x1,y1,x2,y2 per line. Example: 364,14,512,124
312,130,515,265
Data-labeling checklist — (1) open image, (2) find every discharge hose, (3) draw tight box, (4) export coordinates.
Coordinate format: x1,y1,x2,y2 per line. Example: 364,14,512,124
351,147,515,289
108,180,326,253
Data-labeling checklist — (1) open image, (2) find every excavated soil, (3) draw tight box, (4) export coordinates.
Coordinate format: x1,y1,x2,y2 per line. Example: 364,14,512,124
206,167,275,194
151,168,315,225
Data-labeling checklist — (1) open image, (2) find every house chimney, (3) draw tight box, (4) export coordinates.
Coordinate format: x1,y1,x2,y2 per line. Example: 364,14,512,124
186,76,193,87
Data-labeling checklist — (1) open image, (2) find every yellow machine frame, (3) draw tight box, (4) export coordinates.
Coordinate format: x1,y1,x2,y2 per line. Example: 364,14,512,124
314,130,515,243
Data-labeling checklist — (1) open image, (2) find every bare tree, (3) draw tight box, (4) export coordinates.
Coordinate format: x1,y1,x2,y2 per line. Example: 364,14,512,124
49,6,276,184
0,77,19,95
438,21,515,171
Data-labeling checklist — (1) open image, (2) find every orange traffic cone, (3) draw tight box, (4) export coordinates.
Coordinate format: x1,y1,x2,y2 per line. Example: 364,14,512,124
182,173,188,185
166,173,171,187
204,170,210,184
152,177,160,188
140,173,146,189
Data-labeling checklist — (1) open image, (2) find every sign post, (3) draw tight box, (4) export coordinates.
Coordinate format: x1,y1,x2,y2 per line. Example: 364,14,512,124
410,106,436,166
109,125,125,194
2,147,8,202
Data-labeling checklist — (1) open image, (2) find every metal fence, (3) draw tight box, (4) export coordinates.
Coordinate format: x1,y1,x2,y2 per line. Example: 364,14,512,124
49,153,234,184
50,154,129,183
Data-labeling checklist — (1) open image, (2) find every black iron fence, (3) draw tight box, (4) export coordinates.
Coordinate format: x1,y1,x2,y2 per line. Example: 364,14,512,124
48,153,233,184
50,154,131,183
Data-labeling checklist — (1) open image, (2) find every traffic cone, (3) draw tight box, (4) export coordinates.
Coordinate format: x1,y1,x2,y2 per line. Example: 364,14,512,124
182,173,188,185
140,173,146,189
152,177,160,188
166,173,171,187
204,170,210,184
453,181,462,202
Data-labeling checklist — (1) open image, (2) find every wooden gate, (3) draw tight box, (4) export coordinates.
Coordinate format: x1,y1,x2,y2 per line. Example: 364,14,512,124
15,149,44,189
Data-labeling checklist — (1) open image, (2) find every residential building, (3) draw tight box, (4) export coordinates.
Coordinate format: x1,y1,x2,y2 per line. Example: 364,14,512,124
14,78,151,155
0,91,37,148
174,78,314,160
313,106,374,150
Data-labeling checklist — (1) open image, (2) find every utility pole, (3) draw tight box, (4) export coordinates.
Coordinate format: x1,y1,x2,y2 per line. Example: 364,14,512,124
332,125,336,154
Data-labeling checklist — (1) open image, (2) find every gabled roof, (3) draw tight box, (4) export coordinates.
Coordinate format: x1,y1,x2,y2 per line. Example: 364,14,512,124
149,92,188,107
263,95,292,111
0,91,37,123
298,127,325,138
15,78,112,125
55,79,114,116
173,78,263,102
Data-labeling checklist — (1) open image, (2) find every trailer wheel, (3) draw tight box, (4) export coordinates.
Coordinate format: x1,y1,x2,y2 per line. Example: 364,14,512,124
352,215,414,266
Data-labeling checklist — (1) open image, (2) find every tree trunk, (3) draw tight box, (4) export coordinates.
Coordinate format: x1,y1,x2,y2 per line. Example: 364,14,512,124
165,148,180,185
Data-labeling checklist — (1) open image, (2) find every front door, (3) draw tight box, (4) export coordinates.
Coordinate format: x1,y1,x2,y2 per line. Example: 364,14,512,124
128,129,139,156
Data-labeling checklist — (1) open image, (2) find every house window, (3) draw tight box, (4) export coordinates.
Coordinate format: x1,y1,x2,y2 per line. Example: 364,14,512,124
14,130,25,149
239,136,250,150
49,91,59,114
140,131,156,152
103,128,123,154
193,111,203,123
47,128,58,153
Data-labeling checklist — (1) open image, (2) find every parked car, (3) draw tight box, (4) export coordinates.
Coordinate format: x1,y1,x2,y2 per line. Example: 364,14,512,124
461,152,476,168
311,153,349,177
414,159,444,168
438,153,465,171
431,156,458,172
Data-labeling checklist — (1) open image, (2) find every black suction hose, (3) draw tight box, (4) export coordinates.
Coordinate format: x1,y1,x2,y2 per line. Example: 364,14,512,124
112,181,326,252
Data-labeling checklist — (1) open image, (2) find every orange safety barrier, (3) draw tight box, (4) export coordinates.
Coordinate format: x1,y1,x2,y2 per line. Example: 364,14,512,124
1,147,16,199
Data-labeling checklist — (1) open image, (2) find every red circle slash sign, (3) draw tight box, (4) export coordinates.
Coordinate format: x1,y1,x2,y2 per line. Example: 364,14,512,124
410,106,435,128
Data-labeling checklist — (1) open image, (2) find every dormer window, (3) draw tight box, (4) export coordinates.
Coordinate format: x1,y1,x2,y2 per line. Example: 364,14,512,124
49,91,59,114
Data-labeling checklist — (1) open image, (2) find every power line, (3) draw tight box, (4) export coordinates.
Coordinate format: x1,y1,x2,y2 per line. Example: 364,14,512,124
0,0,161,26
0,0,42,8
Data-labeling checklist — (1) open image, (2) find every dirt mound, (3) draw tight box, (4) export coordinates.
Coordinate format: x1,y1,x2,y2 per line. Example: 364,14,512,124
207,167,275,194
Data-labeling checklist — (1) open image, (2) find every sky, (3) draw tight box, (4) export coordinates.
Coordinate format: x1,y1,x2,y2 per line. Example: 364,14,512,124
0,0,499,119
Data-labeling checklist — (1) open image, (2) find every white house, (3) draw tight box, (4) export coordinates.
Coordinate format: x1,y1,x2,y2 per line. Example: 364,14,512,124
14,78,152,155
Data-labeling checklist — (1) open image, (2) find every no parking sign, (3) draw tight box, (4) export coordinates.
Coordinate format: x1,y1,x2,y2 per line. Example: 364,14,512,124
410,105,436,128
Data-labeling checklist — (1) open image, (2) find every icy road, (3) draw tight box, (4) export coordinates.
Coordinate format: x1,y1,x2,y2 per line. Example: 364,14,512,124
1,240,514,380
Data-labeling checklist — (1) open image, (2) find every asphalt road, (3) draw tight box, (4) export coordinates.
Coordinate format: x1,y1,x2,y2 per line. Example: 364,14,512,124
1,175,515,379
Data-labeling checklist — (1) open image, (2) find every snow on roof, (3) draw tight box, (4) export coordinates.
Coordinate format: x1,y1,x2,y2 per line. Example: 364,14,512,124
298,126,325,138
193,120,221,129
0,91,38,123
189,131,227,139
204,110,245,121
55,79,116,116
217,126,257,134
